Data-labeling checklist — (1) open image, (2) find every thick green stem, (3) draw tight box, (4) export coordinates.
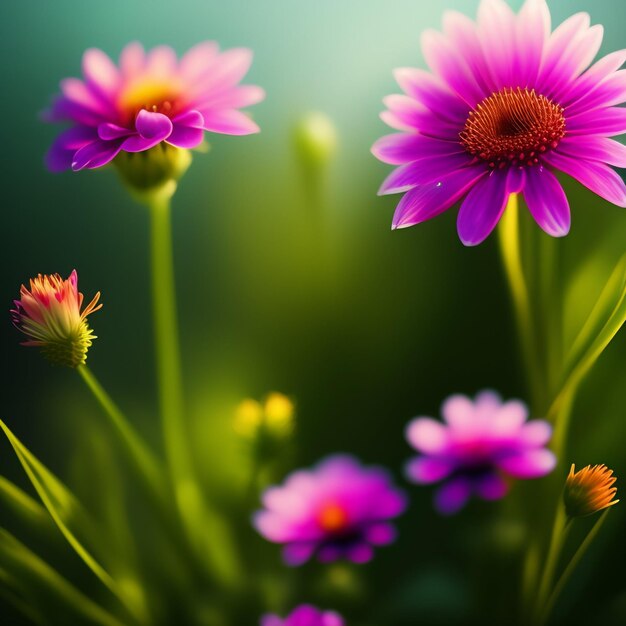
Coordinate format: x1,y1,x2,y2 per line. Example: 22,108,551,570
77,364,165,503
147,188,195,506
147,186,241,587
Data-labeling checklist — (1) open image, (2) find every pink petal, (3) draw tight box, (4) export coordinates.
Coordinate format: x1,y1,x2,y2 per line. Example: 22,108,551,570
167,110,206,148
474,473,508,501
283,543,316,566
391,166,486,229
497,449,556,478
145,45,177,77
543,151,626,207
441,394,476,429
405,457,454,484
405,417,449,454
364,522,397,545
566,107,626,136
519,420,552,447
119,42,146,79
180,41,220,82
476,0,517,87
46,126,98,172
201,109,259,135
82,48,120,98
515,0,551,86
556,136,626,168
523,166,571,237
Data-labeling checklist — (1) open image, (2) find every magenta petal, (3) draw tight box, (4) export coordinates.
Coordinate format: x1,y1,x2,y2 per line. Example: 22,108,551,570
372,133,464,165
566,107,626,136
544,152,626,207
379,153,473,195
519,421,552,447
365,522,396,546
497,449,556,479
434,478,472,515
259,616,282,626
167,110,206,148
392,166,486,229
523,166,570,237
98,122,133,141
556,136,626,168
406,457,454,484
46,126,98,172
82,48,120,98
474,473,508,501
456,169,510,246
71,139,122,170
135,110,173,139
283,543,316,566
346,543,374,564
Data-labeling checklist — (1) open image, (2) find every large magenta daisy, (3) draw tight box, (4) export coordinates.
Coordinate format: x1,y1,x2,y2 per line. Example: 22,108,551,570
45,42,264,171
372,0,626,245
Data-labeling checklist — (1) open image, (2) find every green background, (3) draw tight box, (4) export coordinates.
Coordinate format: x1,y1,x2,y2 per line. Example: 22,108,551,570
1,1,625,624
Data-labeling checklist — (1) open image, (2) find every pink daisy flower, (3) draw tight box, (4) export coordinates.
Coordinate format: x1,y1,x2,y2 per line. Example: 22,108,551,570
44,42,265,171
372,0,626,245
405,390,556,515
260,605,344,626
253,455,406,566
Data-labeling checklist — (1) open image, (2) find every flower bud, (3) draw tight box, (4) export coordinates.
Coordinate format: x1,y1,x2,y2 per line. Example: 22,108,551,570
113,144,192,195
11,270,101,367
564,464,619,518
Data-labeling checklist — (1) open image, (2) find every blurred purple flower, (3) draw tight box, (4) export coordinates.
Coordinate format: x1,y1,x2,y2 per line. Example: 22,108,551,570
260,605,344,626
405,390,556,515
253,455,406,565
44,42,264,171
372,0,626,245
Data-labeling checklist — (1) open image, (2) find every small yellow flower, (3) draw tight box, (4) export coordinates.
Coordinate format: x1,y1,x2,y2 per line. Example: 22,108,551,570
233,392,295,439
564,464,619,518
264,392,295,436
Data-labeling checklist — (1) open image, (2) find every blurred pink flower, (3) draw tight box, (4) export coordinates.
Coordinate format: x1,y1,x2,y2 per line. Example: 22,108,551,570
261,605,344,626
254,455,406,565
45,42,264,171
372,0,626,245
405,390,556,515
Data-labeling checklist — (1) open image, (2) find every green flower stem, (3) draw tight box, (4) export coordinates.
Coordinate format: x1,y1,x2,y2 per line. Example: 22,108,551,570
77,364,165,503
497,194,544,410
538,510,610,625
147,187,194,506
534,503,571,622
146,185,241,587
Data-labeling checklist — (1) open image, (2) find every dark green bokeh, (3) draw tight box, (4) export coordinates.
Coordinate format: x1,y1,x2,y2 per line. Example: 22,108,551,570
1,1,625,624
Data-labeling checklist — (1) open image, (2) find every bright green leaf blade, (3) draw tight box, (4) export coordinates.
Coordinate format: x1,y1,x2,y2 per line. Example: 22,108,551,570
0,475,56,538
0,418,143,624
0,528,125,626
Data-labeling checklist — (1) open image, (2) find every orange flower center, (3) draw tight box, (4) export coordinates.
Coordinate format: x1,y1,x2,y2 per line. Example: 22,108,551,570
460,87,565,169
317,502,350,533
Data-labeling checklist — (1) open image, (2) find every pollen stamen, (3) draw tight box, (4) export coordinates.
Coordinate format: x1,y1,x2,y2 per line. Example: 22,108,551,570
460,87,565,169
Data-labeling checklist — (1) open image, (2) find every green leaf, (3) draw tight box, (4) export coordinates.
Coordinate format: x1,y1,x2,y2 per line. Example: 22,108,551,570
0,528,125,626
0,475,56,537
556,253,626,409
0,418,144,624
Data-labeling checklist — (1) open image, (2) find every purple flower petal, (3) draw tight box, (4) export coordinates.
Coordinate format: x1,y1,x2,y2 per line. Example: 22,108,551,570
46,126,98,172
497,449,557,479
346,542,374,564
441,394,475,429
434,477,472,515
121,111,173,152
72,139,122,171
167,110,206,148
543,151,626,207
519,420,552,447
98,122,133,141
378,153,474,195
566,107,626,137
392,166,486,229
456,168,510,246
474,473,508,501
364,522,397,546
476,0,517,88
260,615,283,626
283,543,316,566
405,457,454,484
82,48,120,99
556,136,626,168
371,133,464,165
514,0,551,86
523,166,570,237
